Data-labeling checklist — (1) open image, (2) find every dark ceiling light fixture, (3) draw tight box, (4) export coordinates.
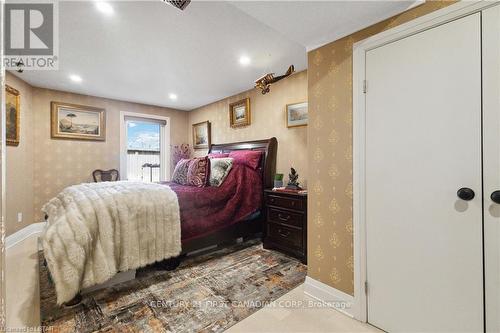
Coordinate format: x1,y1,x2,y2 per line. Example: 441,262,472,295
255,65,295,95
163,0,191,11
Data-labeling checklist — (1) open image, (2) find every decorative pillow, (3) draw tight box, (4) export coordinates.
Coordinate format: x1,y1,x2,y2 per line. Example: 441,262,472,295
228,150,262,170
171,159,190,185
208,153,229,159
187,156,210,187
209,158,233,187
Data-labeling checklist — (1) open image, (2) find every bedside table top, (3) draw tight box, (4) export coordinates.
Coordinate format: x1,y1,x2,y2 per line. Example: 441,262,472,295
264,188,307,197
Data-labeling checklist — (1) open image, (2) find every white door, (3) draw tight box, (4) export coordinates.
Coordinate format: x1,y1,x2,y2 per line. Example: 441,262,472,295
483,5,500,333
365,13,483,332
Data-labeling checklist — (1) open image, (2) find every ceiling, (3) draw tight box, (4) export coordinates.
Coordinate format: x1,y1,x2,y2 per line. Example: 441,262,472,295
12,1,419,110
230,1,421,52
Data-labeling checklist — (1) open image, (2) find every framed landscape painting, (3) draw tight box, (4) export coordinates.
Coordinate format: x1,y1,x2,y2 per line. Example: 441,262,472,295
286,101,308,128
6,85,20,146
229,98,250,128
192,121,211,149
51,102,106,141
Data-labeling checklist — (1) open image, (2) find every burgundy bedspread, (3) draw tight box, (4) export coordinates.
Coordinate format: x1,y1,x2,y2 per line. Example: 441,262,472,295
161,164,263,241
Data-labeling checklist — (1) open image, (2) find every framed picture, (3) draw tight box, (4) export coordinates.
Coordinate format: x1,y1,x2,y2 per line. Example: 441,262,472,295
286,101,308,128
51,102,106,141
192,121,211,149
229,98,250,128
6,85,20,146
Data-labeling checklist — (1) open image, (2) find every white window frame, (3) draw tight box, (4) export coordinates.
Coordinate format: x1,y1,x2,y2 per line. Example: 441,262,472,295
119,111,171,181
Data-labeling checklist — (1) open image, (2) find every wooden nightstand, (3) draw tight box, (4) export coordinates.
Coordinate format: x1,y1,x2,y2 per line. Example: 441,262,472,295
263,189,307,264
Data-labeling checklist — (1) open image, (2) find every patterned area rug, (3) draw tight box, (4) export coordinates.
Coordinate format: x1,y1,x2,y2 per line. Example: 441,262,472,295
39,239,306,332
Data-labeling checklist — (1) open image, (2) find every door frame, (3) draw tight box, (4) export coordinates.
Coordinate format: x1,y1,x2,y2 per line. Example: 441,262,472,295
352,0,498,322
480,5,500,333
119,111,171,181
0,0,6,325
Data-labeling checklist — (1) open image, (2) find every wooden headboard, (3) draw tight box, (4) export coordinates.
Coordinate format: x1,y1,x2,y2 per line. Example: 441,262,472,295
208,137,278,189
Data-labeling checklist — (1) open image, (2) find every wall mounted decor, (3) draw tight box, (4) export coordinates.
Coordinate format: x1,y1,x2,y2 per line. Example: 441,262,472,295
51,102,106,141
192,121,211,149
229,98,251,128
255,65,295,95
286,101,308,128
5,85,20,146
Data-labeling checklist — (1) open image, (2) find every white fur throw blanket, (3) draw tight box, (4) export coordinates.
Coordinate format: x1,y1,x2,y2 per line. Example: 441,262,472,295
42,181,181,304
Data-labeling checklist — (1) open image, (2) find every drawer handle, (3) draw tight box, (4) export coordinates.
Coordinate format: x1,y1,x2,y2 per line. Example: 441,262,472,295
270,198,276,203
290,201,295,206
278,229,291,238
278,213,290,222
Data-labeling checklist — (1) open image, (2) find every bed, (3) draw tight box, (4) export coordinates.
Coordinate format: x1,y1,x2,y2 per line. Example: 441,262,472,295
164,137,277,256
45,137,276,250
43,138,277,304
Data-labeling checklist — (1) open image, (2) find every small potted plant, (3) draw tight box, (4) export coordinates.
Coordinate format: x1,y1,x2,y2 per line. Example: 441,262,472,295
274,173,284,188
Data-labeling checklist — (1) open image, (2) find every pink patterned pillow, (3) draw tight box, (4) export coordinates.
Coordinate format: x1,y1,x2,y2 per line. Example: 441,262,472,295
208,153,229,159
187,156,210,187
229,150,263,170
171,159,190,185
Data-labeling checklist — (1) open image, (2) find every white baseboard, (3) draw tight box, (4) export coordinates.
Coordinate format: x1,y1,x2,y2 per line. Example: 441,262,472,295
6,222,46,249
304,276,360,319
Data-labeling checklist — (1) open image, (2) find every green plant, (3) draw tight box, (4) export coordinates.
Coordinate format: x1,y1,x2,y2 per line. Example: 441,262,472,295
274,173,283,181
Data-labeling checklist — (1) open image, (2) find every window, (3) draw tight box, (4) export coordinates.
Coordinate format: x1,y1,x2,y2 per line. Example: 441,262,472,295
120,112,170,182
126,120,160,182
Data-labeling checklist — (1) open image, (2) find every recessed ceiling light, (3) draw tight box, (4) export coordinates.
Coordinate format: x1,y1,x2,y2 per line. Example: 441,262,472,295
169,93,178,100
69,74,82,83
95,1,114,15
239,56,251,66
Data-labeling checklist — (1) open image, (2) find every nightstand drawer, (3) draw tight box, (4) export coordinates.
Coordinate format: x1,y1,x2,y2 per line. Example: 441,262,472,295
267,223,303,248
267,194,303,210
268,207,304,228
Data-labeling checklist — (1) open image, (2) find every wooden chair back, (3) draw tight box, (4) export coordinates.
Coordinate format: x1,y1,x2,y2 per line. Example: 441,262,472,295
92,169,120,182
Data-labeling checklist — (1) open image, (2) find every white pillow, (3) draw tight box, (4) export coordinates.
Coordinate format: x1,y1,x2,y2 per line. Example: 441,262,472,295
209,158,233,187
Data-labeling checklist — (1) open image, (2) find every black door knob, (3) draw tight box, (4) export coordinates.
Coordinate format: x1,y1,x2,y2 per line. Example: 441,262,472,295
457,188,475,201
491,191,500,204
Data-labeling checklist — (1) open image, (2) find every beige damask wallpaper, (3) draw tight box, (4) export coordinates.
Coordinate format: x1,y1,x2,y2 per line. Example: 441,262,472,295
307,1,455,295
5,72,189,234
189,70,308,186
5,73,34,236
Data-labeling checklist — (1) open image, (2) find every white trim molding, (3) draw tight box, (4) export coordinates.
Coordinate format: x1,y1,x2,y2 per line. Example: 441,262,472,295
304,277,357,318
352,0,498,324
6,222,46,249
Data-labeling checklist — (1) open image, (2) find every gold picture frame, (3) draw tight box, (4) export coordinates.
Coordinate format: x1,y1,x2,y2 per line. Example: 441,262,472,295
6,85,20,146
192,121,211,150
51,101,106,141
229,98,251,128
286,101,308,128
